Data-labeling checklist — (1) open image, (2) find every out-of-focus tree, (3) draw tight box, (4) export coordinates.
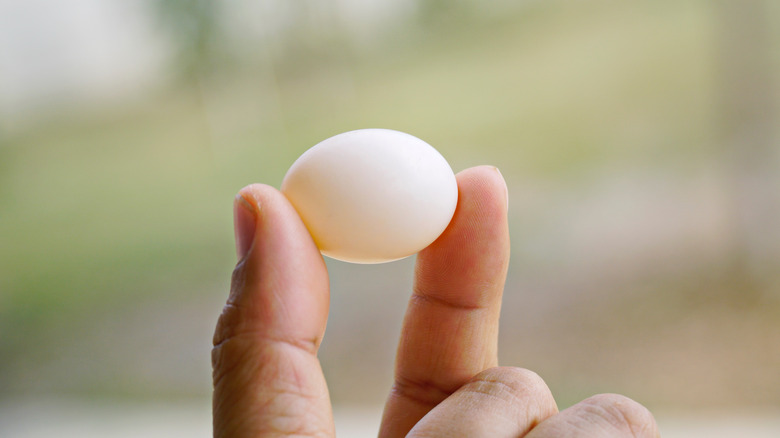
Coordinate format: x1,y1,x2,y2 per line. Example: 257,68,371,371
152,0,224,79
416,0,474,27
716,0,780,301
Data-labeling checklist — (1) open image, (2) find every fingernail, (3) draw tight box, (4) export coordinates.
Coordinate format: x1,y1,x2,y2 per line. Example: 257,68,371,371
493,166,509,210
234,194,256,261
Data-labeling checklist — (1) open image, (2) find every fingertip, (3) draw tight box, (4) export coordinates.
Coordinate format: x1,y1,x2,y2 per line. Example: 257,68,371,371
233,194,256,261
454,165,509,216
234,183,275,215
234,183,323,267
418,165,510,297
232,183,279,263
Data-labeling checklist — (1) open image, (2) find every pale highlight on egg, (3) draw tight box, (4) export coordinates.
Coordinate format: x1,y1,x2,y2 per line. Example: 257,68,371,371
281,129,458,264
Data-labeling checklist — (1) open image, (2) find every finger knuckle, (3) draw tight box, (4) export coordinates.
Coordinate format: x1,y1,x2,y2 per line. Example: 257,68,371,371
229,260,250,296
583,393,658,438
210,331,254,388
210,303,259,388
457,367,557,432
469,367,551,401
214,303,240,346
466,367,557,420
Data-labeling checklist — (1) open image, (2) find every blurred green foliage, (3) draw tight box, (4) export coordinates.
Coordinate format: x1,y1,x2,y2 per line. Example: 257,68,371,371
0,0,777,404
0,0,716,394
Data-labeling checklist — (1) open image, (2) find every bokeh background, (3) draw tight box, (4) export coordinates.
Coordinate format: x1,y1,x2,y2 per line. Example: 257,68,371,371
1,0,779,436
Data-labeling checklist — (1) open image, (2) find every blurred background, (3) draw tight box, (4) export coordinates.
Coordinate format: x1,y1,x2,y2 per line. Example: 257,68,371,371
1,0,779,436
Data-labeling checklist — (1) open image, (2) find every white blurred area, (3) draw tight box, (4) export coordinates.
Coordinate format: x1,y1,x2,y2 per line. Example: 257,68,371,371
0,0,417,129
0,0,167,127
0,399,384,438
1,399,779,437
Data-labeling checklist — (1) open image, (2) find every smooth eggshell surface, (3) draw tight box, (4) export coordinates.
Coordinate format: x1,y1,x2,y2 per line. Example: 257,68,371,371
281,129,458,264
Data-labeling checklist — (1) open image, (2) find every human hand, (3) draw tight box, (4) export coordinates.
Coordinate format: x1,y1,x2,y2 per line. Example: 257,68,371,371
212,165,659,437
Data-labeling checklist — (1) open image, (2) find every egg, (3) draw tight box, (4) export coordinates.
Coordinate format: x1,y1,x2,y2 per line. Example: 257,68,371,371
281,129,458,264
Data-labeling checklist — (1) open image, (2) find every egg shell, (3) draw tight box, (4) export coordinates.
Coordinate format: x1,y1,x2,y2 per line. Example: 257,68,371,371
281,129,458,264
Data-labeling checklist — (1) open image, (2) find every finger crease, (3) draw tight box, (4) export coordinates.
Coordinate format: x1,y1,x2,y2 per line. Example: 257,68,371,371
410,290,488,312
215,330,319,356
391,374,459,408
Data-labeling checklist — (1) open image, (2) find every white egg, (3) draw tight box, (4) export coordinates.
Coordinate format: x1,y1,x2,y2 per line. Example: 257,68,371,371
281,129,458,264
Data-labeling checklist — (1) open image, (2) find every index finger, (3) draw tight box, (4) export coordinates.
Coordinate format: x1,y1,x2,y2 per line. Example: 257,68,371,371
379,166,510,437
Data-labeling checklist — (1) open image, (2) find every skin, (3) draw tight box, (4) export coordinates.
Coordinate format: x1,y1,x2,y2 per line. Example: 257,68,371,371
213,165,659,437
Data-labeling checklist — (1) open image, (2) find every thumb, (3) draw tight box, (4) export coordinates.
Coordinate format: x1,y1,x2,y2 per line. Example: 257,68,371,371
212,184,334,438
